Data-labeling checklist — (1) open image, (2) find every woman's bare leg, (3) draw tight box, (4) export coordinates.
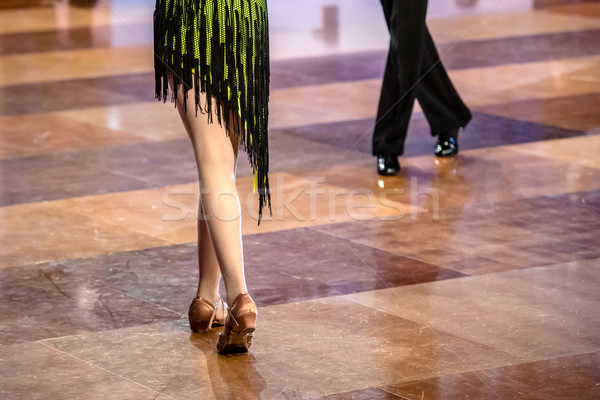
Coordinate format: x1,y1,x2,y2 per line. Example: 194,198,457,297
174,85,248,306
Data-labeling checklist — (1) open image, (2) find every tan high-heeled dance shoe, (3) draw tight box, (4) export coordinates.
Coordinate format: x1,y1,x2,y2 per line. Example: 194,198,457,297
217,293,257,354
188,296,227,332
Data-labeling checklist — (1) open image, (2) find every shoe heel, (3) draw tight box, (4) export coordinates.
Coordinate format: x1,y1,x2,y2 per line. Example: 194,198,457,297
217,327,255,354
216,293,257,354
236,312,257,331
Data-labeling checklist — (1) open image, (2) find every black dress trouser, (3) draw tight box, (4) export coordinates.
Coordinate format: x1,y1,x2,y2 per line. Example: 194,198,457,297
373,0,472,156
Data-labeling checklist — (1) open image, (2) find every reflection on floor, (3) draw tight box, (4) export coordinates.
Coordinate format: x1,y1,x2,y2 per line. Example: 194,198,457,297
1,0,599,399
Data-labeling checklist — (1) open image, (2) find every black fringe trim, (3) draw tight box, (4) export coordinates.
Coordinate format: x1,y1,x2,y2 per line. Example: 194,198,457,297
153,0,271,224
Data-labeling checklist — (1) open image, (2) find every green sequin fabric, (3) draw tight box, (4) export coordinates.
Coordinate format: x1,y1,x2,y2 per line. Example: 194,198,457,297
154,0,270,222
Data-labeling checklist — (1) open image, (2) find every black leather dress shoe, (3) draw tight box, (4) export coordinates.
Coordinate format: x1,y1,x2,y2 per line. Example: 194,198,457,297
377,155,400,176
435,128,459,157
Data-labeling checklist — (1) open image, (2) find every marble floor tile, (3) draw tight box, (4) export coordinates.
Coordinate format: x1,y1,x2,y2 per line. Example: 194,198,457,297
9,25,595,96
506,134,600,169
0,46,153,87
0,137,198,206
315,189,600,274
264,128,370,176
43,296,524,399
0,112,147,160
476,351,600,400
448,146,600,204
4,225,463,319
384,371,500,400
270,50,386,90
279,111,582,159
0,167,418,268
476,93,600,132
57,184,199,246
269,28,600,90
451,56,600,106
0,149,151,207
269,79,381,130
0,23,153,56
439,28,600,70
275,117,378,157
384,351,600,400
0,259,180,344
244,227,467,306
1,243,200,317
312,143,600,219
61,168,419,238
0,201,169,269
58,102,188,142
0,342,170,400
310,387,403,400
0,73,151,116
4,54,598,125
6,95,582,172
237,172,420,236
0,2,150,35
81,139,199,187
552,188,600,210
0,184,197,264
428,9,600,43
2,116,594,210
545,2,600,18
343,259,600,361
1,72,374,119
533,0,598,9
208,56,600,133
2,242,192,316
0,1,47,10
43,321,277,400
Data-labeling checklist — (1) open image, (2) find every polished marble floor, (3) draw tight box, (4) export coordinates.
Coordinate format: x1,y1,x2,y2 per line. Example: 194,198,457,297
1,0,600,399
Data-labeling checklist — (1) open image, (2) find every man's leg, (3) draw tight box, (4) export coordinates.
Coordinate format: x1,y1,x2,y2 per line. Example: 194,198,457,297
373,0,429,173
416,27,472,137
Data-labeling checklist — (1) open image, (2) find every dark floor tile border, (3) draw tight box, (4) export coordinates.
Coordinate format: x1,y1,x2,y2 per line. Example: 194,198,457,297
2,28,600,116
314,193,600,274
0,0,100,11
0,1,52,10
0,110,587,208
246,227,468,306
0,138,197,207
269,28,600,85
274,28,600,85
533,0,600,9
278,111,584,157
384,351,600,400
438,28,600,70
0,73,156,116
551,189,600,211
0,225,466,345
2,13,600,79
477,92,600,133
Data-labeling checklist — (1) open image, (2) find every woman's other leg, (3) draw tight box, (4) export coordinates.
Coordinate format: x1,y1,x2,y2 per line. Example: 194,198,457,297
174,85,248,306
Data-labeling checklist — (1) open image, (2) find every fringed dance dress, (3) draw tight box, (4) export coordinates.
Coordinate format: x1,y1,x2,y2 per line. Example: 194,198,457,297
153,0,270,222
